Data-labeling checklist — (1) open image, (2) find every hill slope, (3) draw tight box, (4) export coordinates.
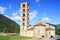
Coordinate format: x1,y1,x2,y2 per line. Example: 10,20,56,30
56,24,60,35
0,14,20,33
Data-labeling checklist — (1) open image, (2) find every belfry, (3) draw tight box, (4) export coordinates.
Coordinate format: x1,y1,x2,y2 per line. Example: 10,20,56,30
20,2,29,36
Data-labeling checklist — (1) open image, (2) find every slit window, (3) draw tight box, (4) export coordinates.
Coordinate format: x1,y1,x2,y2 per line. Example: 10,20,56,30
23,27,24,30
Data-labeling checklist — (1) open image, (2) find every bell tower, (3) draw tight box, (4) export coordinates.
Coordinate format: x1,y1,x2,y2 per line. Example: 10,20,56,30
20,2,29,36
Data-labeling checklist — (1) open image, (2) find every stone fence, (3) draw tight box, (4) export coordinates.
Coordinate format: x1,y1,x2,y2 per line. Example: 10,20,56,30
0,33,20,37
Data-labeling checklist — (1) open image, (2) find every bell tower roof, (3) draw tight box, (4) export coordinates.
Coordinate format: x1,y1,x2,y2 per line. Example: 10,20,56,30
38,19,43,23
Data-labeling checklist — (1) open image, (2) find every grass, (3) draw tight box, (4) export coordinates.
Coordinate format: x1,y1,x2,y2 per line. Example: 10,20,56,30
0,35,41,40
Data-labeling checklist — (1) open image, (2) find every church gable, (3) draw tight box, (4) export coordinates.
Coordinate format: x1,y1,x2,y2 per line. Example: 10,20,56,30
33,20,46,27
33,23,46,26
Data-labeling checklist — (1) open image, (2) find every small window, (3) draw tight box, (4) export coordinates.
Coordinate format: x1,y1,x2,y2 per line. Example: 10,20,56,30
42,35,44,38
23,9,25,12
23,23,25,26
23,27,24,30
51,35,53,38
23,14,25,17
28,18,29,20
49,31,50,34
23,18,25,21
23,4,25,7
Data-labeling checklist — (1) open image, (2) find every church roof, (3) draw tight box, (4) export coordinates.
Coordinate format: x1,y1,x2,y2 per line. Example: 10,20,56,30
28,20,56,30
28,25,33,30
28,28,33,30
33,23,46,26
33,20,46,27
46,23,56,27
46,28,55,30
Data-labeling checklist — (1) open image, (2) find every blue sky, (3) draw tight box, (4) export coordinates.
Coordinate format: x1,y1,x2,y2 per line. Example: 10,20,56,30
0,0,60,25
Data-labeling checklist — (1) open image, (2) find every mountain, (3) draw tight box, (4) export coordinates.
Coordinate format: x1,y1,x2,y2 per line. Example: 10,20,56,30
56,24,60,35
46,23,60,35
0,14,20,33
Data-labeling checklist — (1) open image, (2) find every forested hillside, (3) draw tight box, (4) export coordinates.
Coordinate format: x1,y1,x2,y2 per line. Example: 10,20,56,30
0,14,20,33
56,24,60,35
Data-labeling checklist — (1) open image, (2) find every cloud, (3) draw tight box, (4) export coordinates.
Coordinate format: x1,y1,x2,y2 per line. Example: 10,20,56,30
29,10,38,20
0,6,7,14
35,0,40,3
5,14,20,21
10,10,20,21
52,16,60,20
41,13,52,22
5,14,20,24
5,10,38,23
10,16,20,21
5,10,20,21
12,12,19,16
42,17,51,22
8,10,38,21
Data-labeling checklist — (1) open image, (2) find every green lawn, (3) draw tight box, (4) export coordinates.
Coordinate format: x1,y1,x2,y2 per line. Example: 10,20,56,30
0,35,41,40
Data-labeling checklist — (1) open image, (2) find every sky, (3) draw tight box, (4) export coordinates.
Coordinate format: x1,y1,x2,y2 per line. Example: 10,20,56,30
0,0,60,25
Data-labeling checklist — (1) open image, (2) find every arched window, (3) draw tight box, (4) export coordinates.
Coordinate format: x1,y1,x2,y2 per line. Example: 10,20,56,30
23,4,25,7
23,9,25,12
23,27,24,30
23,23,25,26
23,14,25,17
23,18,25,21
42,35,44,38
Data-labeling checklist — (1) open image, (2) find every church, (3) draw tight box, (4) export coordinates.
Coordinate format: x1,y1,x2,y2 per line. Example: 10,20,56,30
20,2,55,38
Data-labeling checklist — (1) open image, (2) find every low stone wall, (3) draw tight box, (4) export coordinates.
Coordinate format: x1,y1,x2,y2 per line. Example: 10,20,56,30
6,33,20,36
0,33,20,37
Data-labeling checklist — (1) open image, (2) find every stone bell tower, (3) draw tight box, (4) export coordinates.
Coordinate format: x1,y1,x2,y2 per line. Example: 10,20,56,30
20,2,29,36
